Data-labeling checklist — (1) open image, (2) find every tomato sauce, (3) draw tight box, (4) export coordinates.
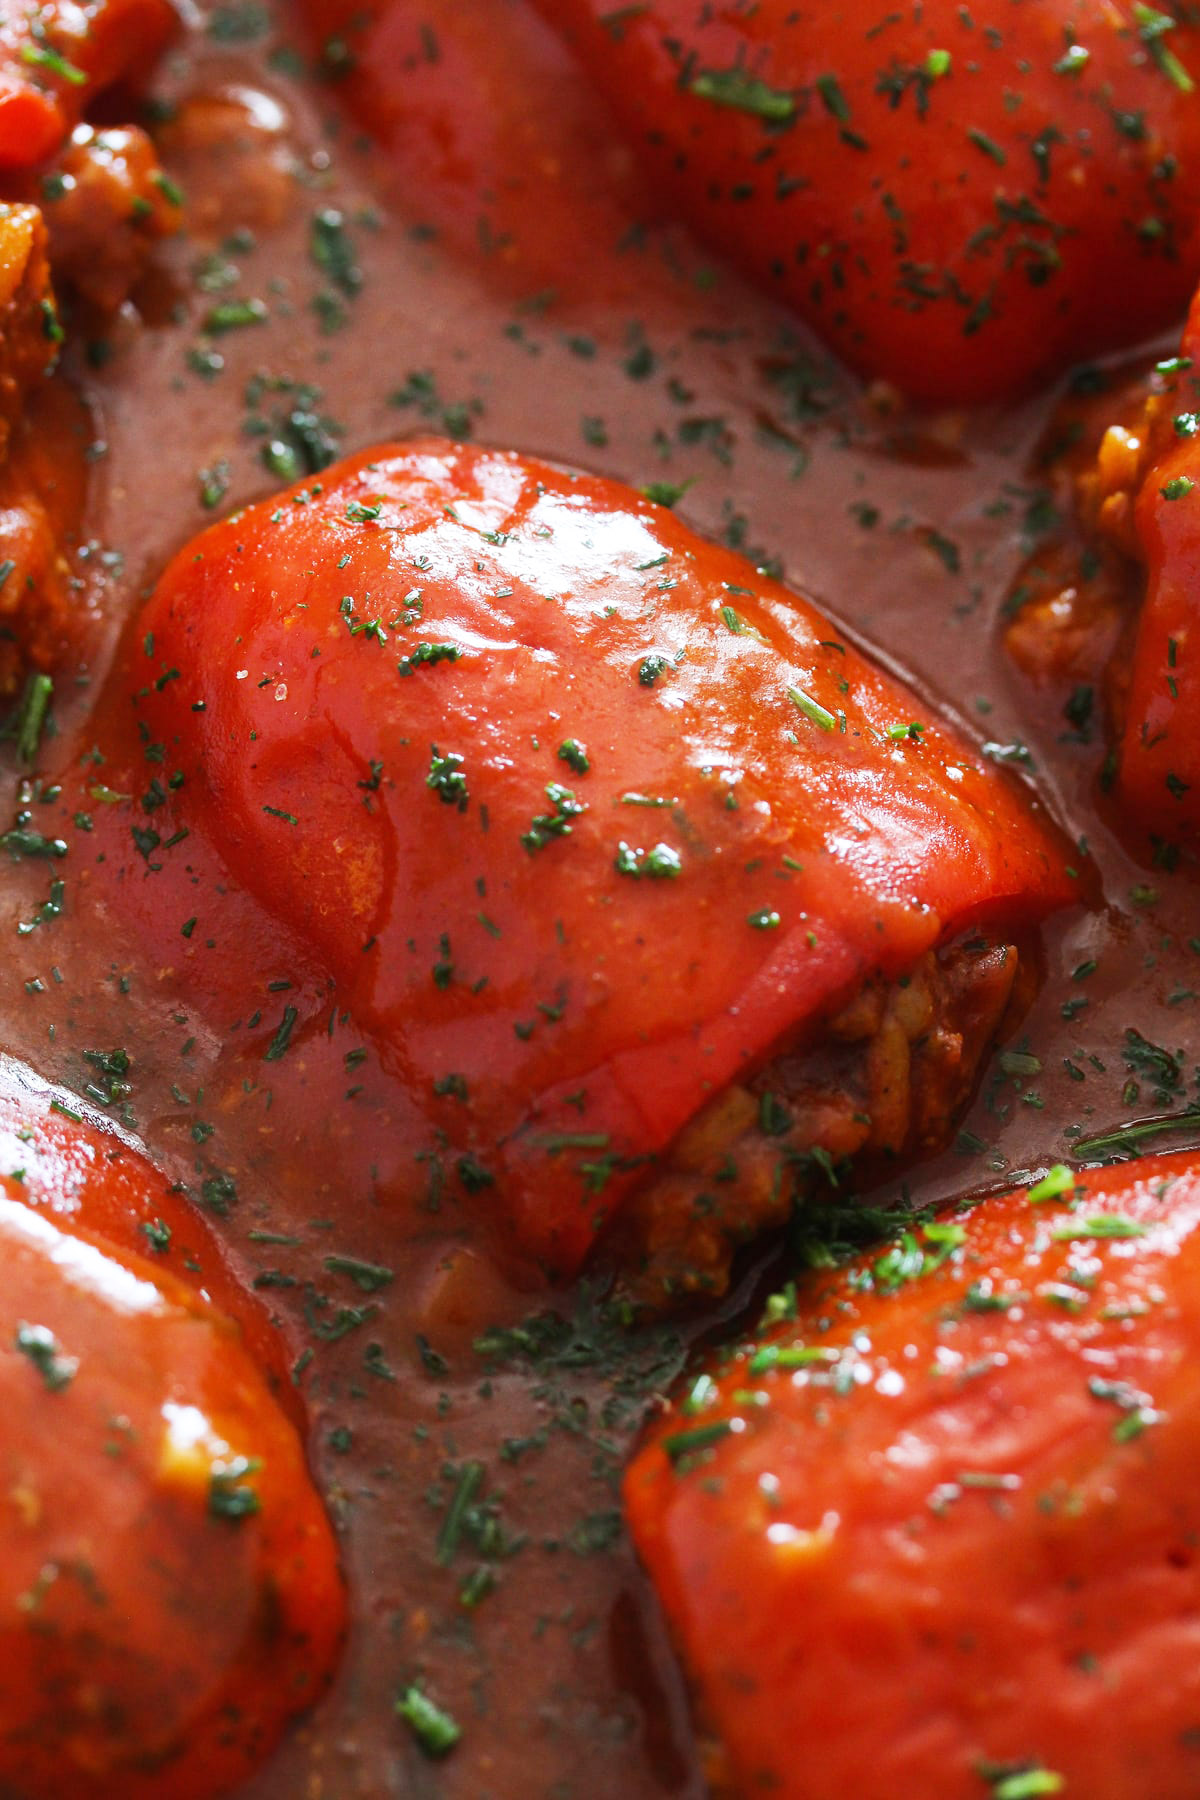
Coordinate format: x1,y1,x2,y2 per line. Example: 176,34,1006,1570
2,1,1199,1794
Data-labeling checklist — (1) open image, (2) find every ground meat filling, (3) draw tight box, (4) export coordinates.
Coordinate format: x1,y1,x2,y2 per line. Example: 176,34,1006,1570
616,938,1021,1308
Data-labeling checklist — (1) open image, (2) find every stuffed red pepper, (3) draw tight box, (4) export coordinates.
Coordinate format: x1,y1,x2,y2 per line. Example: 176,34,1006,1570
102,439,1079,1293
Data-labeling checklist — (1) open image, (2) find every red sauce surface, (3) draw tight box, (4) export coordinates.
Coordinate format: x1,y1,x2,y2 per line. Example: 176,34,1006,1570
2,2,1199,1795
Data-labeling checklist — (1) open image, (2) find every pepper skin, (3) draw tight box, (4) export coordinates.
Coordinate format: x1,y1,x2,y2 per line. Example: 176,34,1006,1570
1117,286,1200,836
625,1152,1200,1800
532,0,1200,406
0,0,176,172
0,1053,297,1407
298,0,664,311
117,438,1078,1275
0,1060,345,1798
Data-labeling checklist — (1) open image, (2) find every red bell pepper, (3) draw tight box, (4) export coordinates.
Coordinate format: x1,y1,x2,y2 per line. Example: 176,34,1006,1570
0,0,176,172
118,439,1079,1276
0,1059,345,1798
626,1151,1200,1800
531,0,1200,405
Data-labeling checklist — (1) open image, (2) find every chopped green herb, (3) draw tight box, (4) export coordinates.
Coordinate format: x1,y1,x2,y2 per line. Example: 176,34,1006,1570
1027,1164,1076,1204
0,828,67,860
750,1343,838,1374
208,1455,262,1519
345,499,382,524
1134,3,1195,92
263,1004,298,1061
436,1460,486,1564
14,1322,77,1391
642,479,691,507
427,746,468,811
979,1767,1064,1800
662,1419,735,1463
967,126,1007,164
690,67,797,122
522,782,586,852
614,840,682,879
1072,1106,1200,1158
815,71,851,120
18,42,86,83
397,642,461,676
557,738,590,774
324,1253,394,1292
1053,42,1089,75
310,208,362,295
748,908,781,930
396,1684,461,1758
5,672,53,764
1050,1214,1148,1241
788,685,837,731
203,298,268,333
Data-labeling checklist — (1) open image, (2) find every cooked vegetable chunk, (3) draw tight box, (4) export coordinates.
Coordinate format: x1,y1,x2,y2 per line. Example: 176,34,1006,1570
1107,293,1200,835
626,1153,1200,1799
0,0,176,173
115,439,1078,1285
0,1062,345,1798
1007,287,1200,838
0,201,55,458
32,123,181,310
533,0,1200,405
0,200,79,697
0,128,175,700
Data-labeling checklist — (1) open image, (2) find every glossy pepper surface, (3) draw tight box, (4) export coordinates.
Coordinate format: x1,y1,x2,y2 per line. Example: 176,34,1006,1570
533,0,1200,405
119,439,1079,1274
0,1060,345,1799
626,1152,1200,1799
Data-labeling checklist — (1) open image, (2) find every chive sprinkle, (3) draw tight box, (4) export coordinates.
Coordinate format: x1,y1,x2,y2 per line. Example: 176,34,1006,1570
690,67,797,122
787,685,837,731
662,1419,735,1462
396,1684,461,1758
